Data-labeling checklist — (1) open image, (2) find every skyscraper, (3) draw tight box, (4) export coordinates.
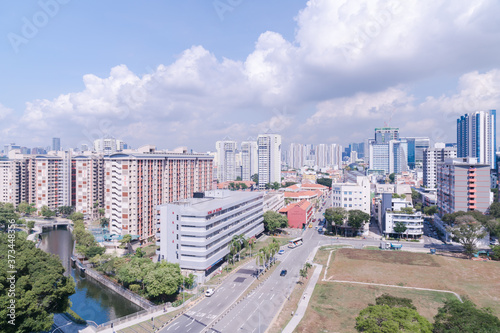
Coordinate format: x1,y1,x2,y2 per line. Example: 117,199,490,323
423,143,457,188
257,134,281,189
241,140,258,181
215,140,237,182
52,137,61,151
404,137,430,169
369,127,408,174
457,110,496,169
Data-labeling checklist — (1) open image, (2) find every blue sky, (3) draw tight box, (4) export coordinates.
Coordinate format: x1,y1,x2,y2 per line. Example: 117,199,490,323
1,0,500,151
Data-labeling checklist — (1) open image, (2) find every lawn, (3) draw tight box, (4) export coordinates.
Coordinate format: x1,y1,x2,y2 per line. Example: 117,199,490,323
293,248,500,332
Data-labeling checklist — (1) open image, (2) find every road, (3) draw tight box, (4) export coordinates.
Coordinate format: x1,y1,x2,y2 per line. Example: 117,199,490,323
159,194,462,333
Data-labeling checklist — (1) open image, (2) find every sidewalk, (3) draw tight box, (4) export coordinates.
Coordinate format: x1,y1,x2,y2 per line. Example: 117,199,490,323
282,264,322,333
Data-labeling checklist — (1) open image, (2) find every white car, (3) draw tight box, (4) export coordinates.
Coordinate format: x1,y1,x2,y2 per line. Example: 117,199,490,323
205,288,215,297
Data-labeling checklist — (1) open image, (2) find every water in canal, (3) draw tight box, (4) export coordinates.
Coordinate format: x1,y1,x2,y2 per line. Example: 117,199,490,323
39,228,142,325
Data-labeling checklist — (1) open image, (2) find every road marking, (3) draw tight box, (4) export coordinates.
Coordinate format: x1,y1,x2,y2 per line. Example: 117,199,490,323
258,293,263,299
270,294,274,300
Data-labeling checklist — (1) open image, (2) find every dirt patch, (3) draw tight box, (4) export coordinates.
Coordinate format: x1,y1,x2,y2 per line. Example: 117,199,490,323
340,248,440,267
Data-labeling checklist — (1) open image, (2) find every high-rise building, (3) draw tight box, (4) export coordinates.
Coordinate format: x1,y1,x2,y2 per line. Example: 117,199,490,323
369,128,407,174
423,143,457,189
457,110,496,169
437,157,491,217
52,138,61,151
404,137,430,169
257,134,281,189
93,138,126,154
316,144,328,168
241,140,258,181
104,152,213,240
328,144,343,169
375,128,399,143
72,154,105,220
215,140,237,182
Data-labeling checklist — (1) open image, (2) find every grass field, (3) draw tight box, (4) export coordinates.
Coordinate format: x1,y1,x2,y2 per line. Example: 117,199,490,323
293,248,500,332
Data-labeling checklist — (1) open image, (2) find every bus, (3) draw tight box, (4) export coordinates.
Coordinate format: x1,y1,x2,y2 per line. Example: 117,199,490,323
288,237,303,249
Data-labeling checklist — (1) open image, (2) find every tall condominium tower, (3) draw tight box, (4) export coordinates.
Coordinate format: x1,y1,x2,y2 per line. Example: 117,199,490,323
215,140,237,182
241,140,258,181
52,137,61,151
457,110,496,169
257,134,281,189
423,143,457,189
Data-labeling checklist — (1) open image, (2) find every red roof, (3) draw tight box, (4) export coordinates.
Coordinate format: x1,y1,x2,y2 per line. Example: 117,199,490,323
284,190,318,198
279,199,311,213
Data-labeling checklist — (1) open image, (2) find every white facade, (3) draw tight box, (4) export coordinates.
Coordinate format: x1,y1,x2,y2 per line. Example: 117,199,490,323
241,141,258,181
263,192,285,213
93,138,126,154
384,199,424,237
258,134,281,189
157,190,264,274
316,144,327,168
215,140,237,182
423,144,457,189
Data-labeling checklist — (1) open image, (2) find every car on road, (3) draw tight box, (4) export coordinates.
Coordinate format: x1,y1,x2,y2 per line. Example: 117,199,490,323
278,249,285,255
205,288,215,297
280,269,287,276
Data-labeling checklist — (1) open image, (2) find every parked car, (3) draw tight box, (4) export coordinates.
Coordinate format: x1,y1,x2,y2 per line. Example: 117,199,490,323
280,269,287,277
205,288,215,297
278,249,285,255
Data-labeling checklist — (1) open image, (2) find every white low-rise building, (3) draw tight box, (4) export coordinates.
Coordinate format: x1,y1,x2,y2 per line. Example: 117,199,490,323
157,190,264,279
263,191,284,213
379,193,423,238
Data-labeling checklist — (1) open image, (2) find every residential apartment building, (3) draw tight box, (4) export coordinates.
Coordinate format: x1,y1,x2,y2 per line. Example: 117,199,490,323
331,176,370,215
215,140,237,182
423,143,457,189
241,140,258,181
72,154,105,220
93,138,126,154
156,190,264,278
437,157,491,217
104,152,213,241
257,134,281,189
457,110,497,169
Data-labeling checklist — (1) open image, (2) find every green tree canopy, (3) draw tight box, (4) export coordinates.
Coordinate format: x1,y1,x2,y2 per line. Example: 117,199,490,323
433,298,500,333
448,215,487,258
325,207,347,235
251,173,258,184
58,206,74,216
69,212,84,222
423,205,438,216
375,294,416,310
388,173,396,184
263,210,288,234
144,262,182,300
347,210,370,234
393,222,407,238
489,202,500,218
0,233,75,332
0,202,20,230
317,178,332,188
355,304,432,332
40,205,56,218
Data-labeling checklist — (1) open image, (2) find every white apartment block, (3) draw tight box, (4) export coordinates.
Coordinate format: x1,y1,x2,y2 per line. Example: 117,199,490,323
215,140,237,182
423,143,457,189
0,158,14,204
93,138,126,154
258,134,281,190
263,191,285,213
331,176,371,234
104,152,213,241
157,190,264,278
241,141,258,181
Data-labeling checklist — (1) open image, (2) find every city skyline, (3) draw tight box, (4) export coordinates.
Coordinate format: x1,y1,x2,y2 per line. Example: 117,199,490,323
1,1,499,151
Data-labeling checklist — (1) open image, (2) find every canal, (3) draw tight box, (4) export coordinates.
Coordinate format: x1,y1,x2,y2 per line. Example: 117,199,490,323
39,227,142,325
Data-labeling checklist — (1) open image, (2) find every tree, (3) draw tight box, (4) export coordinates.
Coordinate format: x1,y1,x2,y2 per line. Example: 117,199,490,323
283,181,298,188
27,220,35,234
120,234,133,248
411,188,420,203
393,222,407,240
236,176,242,181
0,202,20,230
263,210,288,234
135,247,145,258
388,173,396,184
347,210,370,236
433,298,500,333
490,245,500,261
240,183,248,190
251,173,258,184
489,202,500,218
375,294,416,310
17,201,30,215
299,268,308,283
228,234,247,262
317,178,332,188
183,273,196,289
0,233,75,332
84,245,105,258
355,305,432,332
40,205,56,218
423,205,437,216
100,217,110,228
144,262,182,301
69,211,84,222
325,207,347,235
58,206,74,216
117,257,154,289
448,215,487,258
